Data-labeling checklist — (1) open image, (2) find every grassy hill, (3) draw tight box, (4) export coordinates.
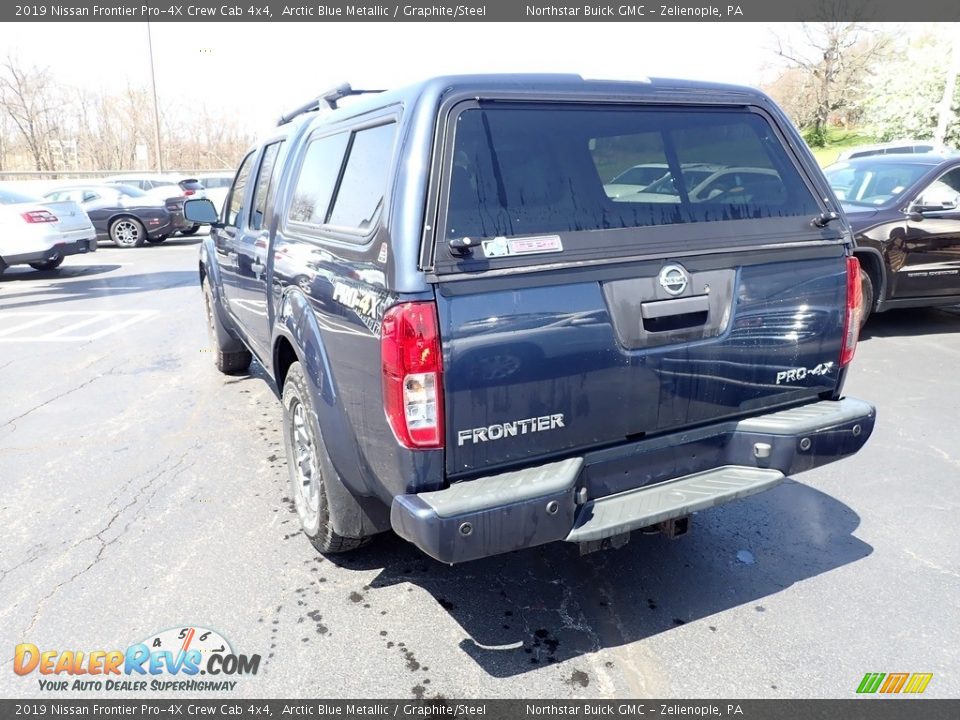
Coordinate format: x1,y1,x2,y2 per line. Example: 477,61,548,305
806,127,879,167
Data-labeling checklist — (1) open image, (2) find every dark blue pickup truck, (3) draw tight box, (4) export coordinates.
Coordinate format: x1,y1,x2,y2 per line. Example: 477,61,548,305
186,74,875,564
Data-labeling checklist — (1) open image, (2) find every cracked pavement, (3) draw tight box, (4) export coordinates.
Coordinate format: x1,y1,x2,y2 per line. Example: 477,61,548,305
1,238,958,698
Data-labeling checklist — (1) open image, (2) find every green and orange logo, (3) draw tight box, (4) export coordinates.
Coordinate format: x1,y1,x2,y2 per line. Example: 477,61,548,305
857,672,933,694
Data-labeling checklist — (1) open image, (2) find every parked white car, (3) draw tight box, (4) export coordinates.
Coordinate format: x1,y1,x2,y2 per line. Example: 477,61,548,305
837,140,956,161
617,166,782,204
104,173,207,200
194,172,235,214
0,185,97,273
603,163,671,199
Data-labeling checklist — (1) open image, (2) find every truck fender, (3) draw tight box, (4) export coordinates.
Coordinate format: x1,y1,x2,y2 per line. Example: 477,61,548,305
853,246,888,306
274,289,389,538
199,237,247,354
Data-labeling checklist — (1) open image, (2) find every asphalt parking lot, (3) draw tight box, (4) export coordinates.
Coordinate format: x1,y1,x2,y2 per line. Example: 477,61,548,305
1,236,958,699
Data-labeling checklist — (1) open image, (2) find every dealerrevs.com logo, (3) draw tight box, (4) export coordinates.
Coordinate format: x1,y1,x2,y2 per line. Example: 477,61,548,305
14,626,260,692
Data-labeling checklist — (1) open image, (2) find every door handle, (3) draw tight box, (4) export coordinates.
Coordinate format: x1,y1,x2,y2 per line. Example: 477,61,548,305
251,262,265,275
641,295,710,319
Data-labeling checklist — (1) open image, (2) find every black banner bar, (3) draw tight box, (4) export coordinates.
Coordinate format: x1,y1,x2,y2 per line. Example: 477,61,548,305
2,699,959,720
4,0,960,22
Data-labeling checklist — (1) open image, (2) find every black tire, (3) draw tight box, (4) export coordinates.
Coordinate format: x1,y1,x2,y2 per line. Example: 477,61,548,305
202,277,251,374
282,361,373,554
109,216,146,248
180,224,200,236
29,253,64,271
860,270,875,327
146,236,167,245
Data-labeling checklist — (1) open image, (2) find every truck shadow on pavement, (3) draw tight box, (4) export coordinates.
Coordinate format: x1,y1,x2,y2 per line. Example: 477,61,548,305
0,263,121,283
861,305,960,340
0,270,197,310
327,480,870,679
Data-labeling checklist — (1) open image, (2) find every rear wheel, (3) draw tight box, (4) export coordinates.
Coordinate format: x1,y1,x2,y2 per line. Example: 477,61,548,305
29,253,64,271
202,277,251,374
110,217,145,248
282,362,373,554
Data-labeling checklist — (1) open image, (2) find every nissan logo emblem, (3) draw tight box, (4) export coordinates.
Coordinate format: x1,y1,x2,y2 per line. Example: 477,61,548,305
658,264,690,296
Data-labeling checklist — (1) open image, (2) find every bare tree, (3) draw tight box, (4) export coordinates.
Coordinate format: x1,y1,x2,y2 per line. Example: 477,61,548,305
0,55,63,170
0,58,253,174
773,23,889,145
0,111,11,171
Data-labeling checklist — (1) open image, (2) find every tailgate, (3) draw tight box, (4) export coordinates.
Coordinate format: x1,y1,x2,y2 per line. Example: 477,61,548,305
439,250,846,476
431,100,847,477
42,201,93,233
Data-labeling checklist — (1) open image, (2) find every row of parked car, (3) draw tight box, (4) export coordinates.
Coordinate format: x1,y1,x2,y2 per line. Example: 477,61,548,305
0,172,233,274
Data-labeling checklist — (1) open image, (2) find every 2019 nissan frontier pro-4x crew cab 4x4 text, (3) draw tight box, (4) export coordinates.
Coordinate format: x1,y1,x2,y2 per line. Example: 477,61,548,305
185,75,875,564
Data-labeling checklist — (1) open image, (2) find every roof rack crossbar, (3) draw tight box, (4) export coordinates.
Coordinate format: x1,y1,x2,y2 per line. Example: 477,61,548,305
276,83,386,126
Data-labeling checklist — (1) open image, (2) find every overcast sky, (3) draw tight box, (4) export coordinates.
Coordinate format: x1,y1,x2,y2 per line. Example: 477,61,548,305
0,21,912,134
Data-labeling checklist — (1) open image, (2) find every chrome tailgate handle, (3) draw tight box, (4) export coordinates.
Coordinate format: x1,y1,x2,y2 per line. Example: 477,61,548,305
640,295,710,319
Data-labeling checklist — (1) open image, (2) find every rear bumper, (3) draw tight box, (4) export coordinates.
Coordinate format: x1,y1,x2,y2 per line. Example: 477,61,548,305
1,236,97,265
56,237,98,257
140,212,176,239
169,209,191,230
391,397,876,563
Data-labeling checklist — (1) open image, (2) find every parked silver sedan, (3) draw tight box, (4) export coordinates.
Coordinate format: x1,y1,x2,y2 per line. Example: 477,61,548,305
0,185,97,273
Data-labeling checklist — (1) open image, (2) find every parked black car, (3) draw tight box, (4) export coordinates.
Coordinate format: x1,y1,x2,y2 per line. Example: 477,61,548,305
44,184,174,248
105,175,204,236
825,153,960,321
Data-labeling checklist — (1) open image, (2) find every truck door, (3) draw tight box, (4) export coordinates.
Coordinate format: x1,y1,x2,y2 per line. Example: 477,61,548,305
226,140,286,355
215,151,255,320
900,166,960,298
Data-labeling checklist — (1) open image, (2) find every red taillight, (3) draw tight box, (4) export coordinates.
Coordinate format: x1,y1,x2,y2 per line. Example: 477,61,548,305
840,256,863,367
183,189,195,196
381,302,444,449
21,209,58,224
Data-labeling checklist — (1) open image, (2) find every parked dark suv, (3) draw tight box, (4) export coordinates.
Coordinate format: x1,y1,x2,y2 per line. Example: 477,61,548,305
824,153,960,320
186,75,875,564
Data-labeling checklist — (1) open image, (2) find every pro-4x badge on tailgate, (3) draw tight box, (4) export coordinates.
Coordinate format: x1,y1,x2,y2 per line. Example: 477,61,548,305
776,362,834,384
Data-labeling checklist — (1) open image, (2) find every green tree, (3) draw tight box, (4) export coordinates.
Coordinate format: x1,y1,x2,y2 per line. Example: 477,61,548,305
862,32,960,145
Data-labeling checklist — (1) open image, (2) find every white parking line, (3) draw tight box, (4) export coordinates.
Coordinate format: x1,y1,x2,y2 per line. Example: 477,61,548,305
45,314,116,337
84,312,159,339
0,313,60,337
0,310,158,342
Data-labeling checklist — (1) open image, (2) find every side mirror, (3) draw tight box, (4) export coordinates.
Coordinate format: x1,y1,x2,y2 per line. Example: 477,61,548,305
184,198,222,227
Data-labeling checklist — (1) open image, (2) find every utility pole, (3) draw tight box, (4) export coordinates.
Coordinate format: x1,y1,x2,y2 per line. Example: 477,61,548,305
146,21,164,173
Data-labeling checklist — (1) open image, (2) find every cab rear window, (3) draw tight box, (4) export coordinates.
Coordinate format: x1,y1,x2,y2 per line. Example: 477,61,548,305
442,105,819,245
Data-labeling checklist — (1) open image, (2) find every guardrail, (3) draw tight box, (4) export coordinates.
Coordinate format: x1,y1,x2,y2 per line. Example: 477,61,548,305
0,170,232,180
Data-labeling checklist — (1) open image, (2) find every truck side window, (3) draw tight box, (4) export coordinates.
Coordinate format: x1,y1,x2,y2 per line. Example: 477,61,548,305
250,141,284,231
288,132,350,227
226,152,255,227
327,122,397,232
